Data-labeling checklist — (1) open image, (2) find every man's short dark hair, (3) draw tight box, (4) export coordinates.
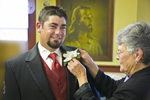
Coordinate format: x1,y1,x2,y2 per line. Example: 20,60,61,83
38,6,67,26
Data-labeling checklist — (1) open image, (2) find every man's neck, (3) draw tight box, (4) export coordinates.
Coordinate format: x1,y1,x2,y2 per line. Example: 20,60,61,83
39,41,58,52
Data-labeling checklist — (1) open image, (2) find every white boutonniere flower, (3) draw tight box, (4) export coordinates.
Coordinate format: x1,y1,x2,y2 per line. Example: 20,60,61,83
63,48,80,66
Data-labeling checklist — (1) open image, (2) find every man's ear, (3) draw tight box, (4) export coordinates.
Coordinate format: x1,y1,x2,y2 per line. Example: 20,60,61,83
135,48,143,62
36,21,42,33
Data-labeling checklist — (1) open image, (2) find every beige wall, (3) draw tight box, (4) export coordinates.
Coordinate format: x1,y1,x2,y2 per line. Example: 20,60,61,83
137,0,150,23
97,0,138,66
36,0,150,66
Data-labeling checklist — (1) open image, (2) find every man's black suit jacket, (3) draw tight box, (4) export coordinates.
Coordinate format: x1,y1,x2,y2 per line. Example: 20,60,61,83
2,43,100,100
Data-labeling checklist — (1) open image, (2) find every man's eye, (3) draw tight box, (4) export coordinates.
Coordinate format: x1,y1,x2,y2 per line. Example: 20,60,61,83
50,25,56,28
61,26,66,30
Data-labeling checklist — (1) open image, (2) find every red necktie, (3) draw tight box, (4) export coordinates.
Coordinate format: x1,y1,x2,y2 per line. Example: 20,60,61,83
49,53,61,71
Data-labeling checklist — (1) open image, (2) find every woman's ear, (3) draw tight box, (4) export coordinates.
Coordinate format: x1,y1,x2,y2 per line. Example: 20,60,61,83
36,21,42,33
135,48,143,62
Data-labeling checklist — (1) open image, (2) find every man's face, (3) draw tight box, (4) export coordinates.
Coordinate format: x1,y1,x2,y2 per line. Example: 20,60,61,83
79,9,93,32
37,15,66,51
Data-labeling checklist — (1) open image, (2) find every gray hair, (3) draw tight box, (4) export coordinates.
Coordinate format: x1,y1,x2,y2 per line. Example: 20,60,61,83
115,22,150,65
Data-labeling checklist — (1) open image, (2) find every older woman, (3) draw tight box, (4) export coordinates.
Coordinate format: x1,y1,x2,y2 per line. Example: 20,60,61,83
67,22,150,100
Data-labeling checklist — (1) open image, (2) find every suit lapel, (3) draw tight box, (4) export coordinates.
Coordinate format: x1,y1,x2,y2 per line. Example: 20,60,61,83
25,43,55,100
60,45,78,100
25,44,78,100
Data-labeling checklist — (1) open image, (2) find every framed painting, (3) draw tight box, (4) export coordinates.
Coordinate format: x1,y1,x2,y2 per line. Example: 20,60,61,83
57,0,114,61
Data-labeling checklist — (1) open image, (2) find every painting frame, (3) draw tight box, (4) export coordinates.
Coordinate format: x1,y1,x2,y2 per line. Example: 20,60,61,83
57,0,114,61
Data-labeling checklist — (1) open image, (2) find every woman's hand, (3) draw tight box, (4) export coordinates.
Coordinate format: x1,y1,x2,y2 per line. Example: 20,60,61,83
79,49,99,79
67,58,88,87
79,49,94,67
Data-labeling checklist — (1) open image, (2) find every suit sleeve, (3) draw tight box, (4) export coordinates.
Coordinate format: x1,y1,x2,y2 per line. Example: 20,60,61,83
73,69,121,100
94,69,119,97
74,83,97,100
2,61,20,100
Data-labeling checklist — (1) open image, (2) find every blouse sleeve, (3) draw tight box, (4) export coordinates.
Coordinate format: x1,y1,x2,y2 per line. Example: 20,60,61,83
74,83,97,100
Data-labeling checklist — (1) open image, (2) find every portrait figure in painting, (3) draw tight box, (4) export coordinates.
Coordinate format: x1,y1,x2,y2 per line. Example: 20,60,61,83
63,6,103,55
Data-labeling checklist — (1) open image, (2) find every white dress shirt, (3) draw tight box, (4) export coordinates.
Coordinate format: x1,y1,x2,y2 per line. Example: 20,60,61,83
38,43,62,70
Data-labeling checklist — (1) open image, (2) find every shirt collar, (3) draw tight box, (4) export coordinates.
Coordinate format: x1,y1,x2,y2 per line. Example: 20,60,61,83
124,75,130,82
38,43,61,61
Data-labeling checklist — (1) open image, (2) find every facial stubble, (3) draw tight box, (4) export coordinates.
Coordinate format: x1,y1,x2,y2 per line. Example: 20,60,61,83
47,40,62,49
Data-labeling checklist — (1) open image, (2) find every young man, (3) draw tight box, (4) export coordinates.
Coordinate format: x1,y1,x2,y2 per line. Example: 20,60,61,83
2,6,100,100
